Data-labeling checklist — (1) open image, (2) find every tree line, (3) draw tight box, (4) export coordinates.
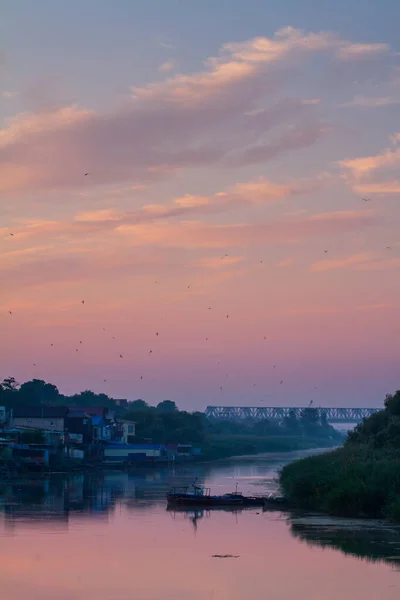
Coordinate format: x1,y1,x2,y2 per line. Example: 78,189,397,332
0,377,340,446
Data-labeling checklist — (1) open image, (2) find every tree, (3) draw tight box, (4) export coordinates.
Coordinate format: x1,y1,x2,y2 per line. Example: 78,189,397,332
156,400,177,414
1,377,19,392
19,379,60,406
300,407,320,435
384,391,400,416
283,410,300,433
320,411,329,428
69,390,115,408
129,399,149,412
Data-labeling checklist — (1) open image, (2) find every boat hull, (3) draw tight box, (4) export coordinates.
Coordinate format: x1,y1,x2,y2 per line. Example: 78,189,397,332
167,494,243,507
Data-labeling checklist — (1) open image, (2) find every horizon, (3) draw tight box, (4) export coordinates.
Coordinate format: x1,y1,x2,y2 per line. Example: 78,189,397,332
1,1,400,411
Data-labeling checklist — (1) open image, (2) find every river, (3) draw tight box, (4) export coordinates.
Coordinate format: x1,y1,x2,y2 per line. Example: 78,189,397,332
0,449,398,600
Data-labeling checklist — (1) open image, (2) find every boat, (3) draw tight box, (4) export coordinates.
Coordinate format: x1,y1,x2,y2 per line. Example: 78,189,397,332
166,480,267,508
263,493,288,508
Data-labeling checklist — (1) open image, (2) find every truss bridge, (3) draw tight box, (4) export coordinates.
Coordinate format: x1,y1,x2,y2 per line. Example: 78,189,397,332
205,406,380,424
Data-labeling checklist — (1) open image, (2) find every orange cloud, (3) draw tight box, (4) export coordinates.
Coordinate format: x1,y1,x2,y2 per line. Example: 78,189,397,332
340,134,400,195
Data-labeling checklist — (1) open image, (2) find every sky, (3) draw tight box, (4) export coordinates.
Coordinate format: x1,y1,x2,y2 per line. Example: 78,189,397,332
1,0,400,410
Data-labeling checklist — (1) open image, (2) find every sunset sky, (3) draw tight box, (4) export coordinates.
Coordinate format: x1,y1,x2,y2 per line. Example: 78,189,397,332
1,0,399,409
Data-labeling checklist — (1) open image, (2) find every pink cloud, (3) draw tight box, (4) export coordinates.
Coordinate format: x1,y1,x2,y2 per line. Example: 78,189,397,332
0,27,394,195
310,252,400,272
336,42,389,61
195,256,244,270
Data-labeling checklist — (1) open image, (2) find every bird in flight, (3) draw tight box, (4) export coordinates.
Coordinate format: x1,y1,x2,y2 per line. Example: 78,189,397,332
8,311,12,315
51,344,54,347
33,363,36,367
149,349,153,355
79,341,82,344
221,254,228,259
386,246,392,250
81,300,85,305
280,380,283,385
119,354,123,359
226,314,229,319
84,173,89,176
76,348,79,352
362,197,371,202
10,233,14,237
140,376,143,380
206,337,208,341
104,379,107,383
273,365,276,369
156,332,159,336
324,250,328,254
187,285,191,289
220,386,223,391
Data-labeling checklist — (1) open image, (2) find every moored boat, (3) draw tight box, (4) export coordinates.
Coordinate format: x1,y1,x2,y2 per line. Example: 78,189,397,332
263,493,288,508
166,480,267,507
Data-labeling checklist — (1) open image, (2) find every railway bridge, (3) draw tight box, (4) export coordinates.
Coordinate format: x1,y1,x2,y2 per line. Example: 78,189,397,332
205,406,380,424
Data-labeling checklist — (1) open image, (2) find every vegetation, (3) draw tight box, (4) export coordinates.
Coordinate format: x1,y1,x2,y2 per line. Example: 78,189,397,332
279,391,400,522
0,376,342,458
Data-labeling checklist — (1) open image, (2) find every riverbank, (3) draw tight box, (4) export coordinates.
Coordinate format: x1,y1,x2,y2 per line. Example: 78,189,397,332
279,391,400,523
200,433,341,461
279,445,400,522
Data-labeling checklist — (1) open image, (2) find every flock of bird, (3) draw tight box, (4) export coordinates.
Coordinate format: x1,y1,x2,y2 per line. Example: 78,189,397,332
4,186,396,400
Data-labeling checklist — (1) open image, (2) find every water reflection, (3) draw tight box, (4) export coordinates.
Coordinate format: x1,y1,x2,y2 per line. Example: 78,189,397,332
289,515,400,567
0,466,217,532
0,455,398,600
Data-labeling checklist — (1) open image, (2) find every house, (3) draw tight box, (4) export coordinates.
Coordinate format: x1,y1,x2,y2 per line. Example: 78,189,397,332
69,407,114,442
91,415,111,442
103,442,167,465
11,406,68,433
166,443,194,461
118,419,136,444
65,411,93,444
114,399,129,408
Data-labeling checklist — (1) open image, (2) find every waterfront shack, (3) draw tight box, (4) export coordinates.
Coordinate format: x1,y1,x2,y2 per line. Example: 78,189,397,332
103,442,168,466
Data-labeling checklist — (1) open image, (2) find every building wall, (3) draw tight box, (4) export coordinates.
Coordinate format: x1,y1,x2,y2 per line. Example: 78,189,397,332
13,417,65,432
103,445,163,461
121,422,136,443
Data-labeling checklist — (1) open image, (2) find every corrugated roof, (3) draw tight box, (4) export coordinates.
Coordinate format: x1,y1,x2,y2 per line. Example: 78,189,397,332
69,406,106,417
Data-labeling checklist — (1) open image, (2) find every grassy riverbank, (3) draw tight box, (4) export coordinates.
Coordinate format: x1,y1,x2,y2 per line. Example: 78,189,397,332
279,391,400,522
201,433,340,461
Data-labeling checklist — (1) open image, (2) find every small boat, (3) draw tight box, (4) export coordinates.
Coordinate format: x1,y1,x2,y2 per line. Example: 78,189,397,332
263,493,288,508
166,480,266,508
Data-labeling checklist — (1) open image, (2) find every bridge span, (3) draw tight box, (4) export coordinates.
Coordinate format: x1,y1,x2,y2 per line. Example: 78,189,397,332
205,406,380,424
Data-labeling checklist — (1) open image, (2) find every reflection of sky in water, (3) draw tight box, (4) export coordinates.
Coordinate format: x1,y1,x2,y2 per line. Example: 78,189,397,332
0,452,398,600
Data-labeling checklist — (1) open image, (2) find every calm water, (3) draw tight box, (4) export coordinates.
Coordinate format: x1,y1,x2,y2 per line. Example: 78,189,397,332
0,450,399,600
